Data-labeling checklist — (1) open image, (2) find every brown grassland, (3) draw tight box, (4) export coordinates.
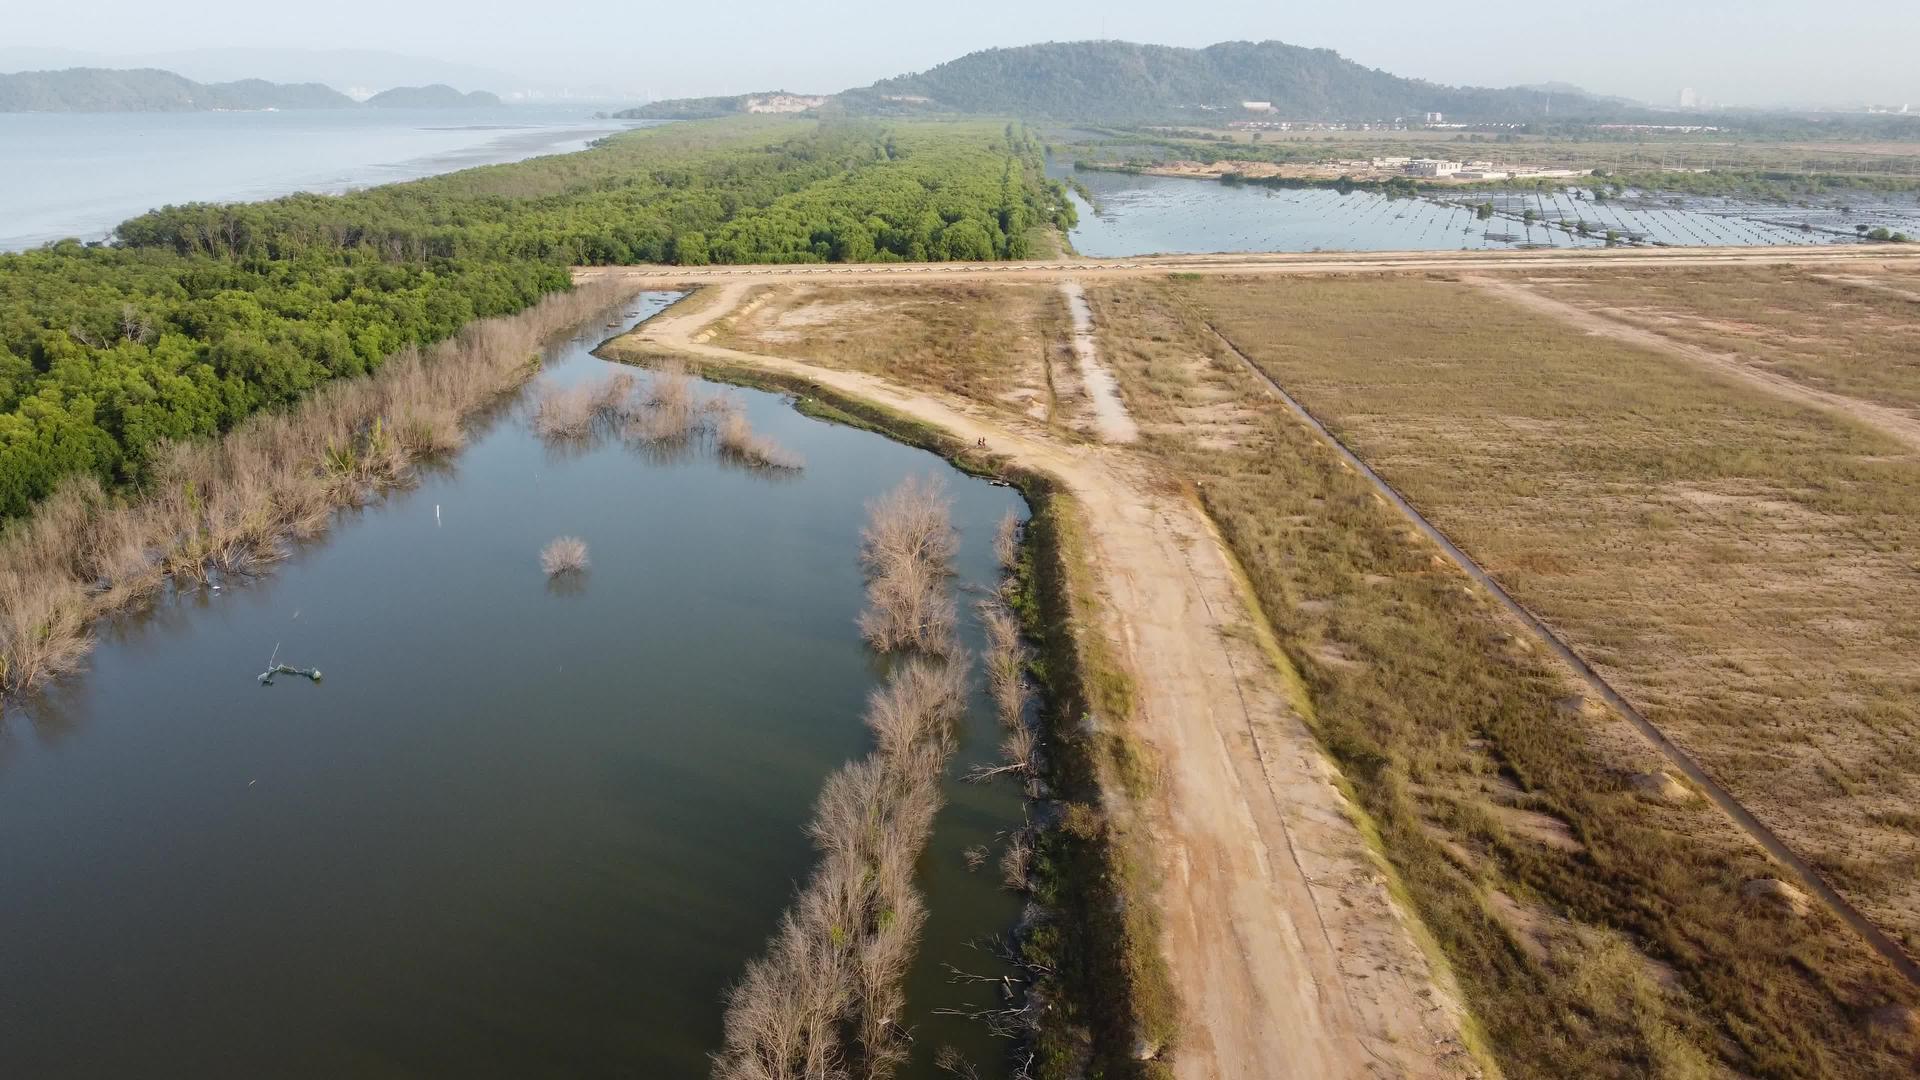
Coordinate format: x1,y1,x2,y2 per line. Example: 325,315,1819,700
1495,266,1920,413
715,283,1075,426
710,272,1920,1077
1110,272,1920,1077
1180,274,1920,960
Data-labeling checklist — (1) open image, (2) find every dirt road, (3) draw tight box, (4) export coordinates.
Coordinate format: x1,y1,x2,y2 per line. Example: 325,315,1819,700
621,284,1480,1080
1058,281,1139,443
574,243,1920,290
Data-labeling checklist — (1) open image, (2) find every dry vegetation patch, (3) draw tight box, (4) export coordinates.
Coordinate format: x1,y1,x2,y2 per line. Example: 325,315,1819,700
714,283,1069,423
1512,266,1920,415
1082,277,1920,1078
1187,274,1920,960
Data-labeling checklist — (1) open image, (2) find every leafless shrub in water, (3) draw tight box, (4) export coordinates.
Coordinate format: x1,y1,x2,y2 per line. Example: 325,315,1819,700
619,359,704,444
1000,834,1033,892
716,409,804,472
592,370,637,413
532,383,600,441
0,280,642,701
858,557,958,657
718,480,975,1073
717,647,971,1079
992,509,1019,573
858,476,960,656
540,536,589,577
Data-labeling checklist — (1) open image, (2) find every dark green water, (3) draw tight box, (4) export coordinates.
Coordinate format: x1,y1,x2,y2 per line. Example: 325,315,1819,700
0,293,1026,1078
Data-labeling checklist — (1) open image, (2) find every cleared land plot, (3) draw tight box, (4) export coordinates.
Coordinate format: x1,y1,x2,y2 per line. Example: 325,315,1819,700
713,282,1071,424
1184,274,1920,951
1496,266,1920,416
1085,277,1920,1078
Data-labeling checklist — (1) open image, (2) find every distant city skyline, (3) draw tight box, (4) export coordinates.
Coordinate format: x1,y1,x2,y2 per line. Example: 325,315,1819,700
4,1,1916,109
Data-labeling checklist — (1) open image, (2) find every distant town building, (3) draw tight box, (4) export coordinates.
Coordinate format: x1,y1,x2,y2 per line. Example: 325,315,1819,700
1241,101,1275,113
1424,111,1444,124
1405,159,1463,177
744,94,830,114
1678,87,1700,109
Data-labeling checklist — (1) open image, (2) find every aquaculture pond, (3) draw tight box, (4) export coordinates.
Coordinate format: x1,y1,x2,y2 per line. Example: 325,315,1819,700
1060,165,1920,256
0,293,1026,1078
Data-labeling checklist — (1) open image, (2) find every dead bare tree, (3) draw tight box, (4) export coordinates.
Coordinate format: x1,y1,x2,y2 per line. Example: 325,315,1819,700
858,476,961,656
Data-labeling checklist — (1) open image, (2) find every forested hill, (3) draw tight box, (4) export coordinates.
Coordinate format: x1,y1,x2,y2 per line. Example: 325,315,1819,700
364,84,503,108
0,67,356,111
615,94,765,121
841,40,1610,123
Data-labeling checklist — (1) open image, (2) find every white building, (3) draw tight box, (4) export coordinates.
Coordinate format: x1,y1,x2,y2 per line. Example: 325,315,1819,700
1406,159,1464,177
1241,101,1275,113
1424,111,1444,124
1678,87,1700,109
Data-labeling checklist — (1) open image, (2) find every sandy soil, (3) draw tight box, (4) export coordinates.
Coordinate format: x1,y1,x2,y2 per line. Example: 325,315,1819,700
1468,275,1920,453
1059,281,1140,443
622,284,1481,1080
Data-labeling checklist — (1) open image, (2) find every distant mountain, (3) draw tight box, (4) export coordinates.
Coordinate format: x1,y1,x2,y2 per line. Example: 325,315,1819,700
206,78,360,110
364,84,503,109
613,91,830,120
838,40,1614,123
0,46,517,98
0,67,356,112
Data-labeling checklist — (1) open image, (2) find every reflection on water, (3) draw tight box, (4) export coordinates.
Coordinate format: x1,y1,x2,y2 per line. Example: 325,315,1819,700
1062,167,1920,256
0,292,1024,1078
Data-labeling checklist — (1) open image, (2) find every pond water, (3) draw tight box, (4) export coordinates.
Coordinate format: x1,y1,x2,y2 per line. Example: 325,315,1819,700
1060,165,1920,257
0,293,1025,1078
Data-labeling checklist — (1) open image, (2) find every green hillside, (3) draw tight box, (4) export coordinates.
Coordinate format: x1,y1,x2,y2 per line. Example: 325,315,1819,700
843,39,1606,122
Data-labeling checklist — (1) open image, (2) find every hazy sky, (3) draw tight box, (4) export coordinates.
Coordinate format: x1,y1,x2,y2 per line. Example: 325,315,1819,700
9,1,1918,107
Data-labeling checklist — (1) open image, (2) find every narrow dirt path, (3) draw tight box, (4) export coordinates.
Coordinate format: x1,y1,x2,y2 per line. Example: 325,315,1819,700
626,285,1481,1080
1059,281,1140,443
1467,275,1920,453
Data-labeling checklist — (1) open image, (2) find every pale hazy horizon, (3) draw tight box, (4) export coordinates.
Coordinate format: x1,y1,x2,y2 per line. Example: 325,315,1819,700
5,0,1917,110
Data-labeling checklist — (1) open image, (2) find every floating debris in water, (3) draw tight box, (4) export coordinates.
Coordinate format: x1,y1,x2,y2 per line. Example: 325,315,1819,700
258,664,322,686
257,643,322,686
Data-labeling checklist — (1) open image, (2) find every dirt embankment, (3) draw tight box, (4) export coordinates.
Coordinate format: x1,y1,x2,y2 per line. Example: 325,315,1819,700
617,283,1481,1080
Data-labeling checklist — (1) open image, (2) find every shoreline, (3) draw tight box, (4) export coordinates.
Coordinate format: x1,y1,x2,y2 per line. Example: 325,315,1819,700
0,110,649,251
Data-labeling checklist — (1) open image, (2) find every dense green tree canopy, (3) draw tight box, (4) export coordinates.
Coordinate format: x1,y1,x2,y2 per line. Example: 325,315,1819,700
0,117,1072,519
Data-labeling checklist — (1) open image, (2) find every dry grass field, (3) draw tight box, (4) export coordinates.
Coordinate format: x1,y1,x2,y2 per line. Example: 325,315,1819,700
1491,266,1920,414
714,283,1072,422
1081,276,1920,1078
1186,275,1920,949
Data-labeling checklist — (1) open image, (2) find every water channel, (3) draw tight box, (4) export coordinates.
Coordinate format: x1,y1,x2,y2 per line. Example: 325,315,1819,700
0,292,1025,1078
1059,162,1920,256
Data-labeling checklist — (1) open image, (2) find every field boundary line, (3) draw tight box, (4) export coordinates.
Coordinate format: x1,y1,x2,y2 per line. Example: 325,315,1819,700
1203,321,1920,987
